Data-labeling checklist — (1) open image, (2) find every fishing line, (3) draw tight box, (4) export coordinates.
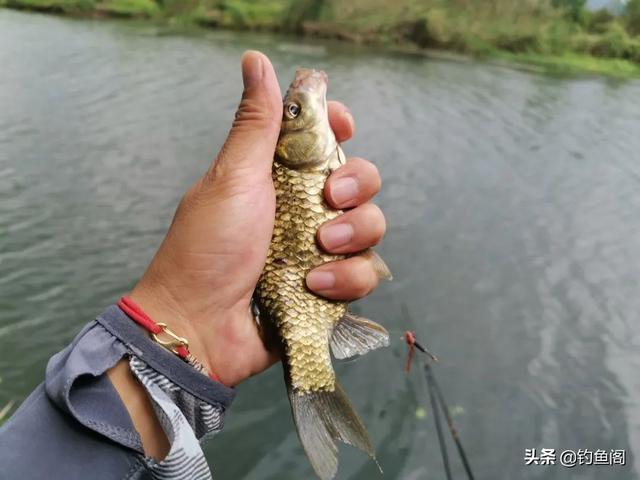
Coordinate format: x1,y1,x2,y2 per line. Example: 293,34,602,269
401,304,475,480
426,364,453,480
427,363,475,480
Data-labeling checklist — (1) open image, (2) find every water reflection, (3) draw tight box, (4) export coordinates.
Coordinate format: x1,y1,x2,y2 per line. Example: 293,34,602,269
1,9,640,479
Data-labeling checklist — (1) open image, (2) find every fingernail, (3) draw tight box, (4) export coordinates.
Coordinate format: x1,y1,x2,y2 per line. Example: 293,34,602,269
241,50,263,90
306,270,335,291
319,223,353,249
330,177,358,205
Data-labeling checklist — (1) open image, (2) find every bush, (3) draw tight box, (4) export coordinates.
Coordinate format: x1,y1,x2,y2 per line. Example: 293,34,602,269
591,21,631,58
552,0,588,23
627,37,640,62
407,8,457,48
571,22,640,62
493,30,542,53
570,32,598,54
100,0,158,16
6,0,94,12
541,22,575,55
218,0,286,29
586,8,615,34
283,0,326,31
624,0,640,36
62,0,93,11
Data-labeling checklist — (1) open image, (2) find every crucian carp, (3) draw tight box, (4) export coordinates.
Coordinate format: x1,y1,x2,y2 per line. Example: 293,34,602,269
255,68,392,480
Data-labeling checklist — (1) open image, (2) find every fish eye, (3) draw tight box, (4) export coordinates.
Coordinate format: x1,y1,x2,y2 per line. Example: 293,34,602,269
287,102,301,118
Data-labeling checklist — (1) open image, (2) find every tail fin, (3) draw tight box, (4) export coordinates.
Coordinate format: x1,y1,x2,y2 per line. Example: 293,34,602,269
287,381,379,480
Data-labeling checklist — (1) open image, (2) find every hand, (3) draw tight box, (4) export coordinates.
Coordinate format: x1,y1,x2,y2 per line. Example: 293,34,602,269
129,51,387,387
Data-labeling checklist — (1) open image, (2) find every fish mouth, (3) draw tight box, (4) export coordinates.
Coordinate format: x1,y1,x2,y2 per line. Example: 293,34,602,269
291,68,328,94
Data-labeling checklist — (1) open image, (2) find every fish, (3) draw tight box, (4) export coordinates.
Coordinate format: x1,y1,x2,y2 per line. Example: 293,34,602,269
255,68,392,480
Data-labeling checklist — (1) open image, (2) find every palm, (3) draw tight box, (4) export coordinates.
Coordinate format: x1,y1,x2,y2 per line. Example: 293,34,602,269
166,171,278,383
189,171,276,308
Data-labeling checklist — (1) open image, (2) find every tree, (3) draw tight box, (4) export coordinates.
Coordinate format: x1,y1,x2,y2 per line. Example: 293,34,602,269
625,0,640,35
553,0,588,22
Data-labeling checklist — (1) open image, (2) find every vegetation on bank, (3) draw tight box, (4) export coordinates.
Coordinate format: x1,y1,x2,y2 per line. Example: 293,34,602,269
2,0,640,77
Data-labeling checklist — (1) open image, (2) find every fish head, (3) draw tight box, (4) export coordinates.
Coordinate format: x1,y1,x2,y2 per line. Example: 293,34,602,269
282,68,328,128
276,68,335,170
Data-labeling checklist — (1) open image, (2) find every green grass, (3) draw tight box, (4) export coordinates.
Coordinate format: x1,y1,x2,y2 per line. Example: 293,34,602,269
2,0,640,78
218,0,286,28
5,0,93,13
493,50,640,78
97,0,158,17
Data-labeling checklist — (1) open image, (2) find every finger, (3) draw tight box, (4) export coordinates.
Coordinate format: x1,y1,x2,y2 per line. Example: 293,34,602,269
208,51,283,181
324,157,381,209
328,101,354,143
317,203,385,254
306,255,380,301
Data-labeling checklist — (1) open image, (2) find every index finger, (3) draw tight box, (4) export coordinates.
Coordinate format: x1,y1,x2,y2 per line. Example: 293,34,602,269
328,101,354,143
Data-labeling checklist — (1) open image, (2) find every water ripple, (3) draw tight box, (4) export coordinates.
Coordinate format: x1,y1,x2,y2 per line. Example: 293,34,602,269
1,9,640,479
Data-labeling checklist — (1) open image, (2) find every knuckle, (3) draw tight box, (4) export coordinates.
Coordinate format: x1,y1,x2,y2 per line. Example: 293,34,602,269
209,142,272,192
328,99,345,110
346,158,381,195
176,176,221,221
351,281,371,298
176,181,202,215
350,261,377,297
360,204,386,240
346,156,367,170
372,206,387,241
206,144,236,182
362,161,381,194
370,164,382,193
233,96,280,132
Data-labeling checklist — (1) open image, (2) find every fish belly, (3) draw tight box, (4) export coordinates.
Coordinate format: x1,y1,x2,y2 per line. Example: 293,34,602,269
257,162,347,392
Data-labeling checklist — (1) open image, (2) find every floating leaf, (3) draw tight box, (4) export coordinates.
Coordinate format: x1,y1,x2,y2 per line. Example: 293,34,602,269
415,406,427,420
449,405,465,417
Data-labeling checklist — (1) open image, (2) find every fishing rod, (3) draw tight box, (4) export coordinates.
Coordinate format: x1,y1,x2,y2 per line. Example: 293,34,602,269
402,305,475,480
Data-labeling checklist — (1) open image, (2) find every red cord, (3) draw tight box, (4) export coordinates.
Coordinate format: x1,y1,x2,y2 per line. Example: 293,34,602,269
117,296,220,382
404,331,416,374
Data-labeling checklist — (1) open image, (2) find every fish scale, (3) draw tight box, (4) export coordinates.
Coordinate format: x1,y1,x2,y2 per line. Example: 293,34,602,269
257,161,346,393
256,67,390,480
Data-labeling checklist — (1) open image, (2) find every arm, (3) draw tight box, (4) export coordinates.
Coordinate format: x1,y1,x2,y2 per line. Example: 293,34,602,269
107,360,169,460
0,51,387,478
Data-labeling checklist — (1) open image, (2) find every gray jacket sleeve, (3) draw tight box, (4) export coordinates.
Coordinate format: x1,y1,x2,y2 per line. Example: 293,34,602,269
0,305,236,480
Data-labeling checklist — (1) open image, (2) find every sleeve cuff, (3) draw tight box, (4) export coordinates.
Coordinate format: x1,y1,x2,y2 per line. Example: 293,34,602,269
96,304,235,410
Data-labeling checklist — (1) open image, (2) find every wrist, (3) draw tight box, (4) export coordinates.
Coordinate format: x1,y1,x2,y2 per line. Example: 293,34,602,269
128,277,251,386
129,280,217,377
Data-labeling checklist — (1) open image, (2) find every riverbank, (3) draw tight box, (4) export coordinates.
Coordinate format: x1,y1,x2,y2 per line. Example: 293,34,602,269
2,0,640,78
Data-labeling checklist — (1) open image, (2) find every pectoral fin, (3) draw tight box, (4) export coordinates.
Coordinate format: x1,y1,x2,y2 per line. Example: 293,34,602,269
328,144,347,172
330,312,390,360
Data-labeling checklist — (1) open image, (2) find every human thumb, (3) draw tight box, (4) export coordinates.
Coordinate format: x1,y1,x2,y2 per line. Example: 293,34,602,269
210,50,283,180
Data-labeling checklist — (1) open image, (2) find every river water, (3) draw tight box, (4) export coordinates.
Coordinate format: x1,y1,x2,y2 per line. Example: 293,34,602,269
2,9,640,480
